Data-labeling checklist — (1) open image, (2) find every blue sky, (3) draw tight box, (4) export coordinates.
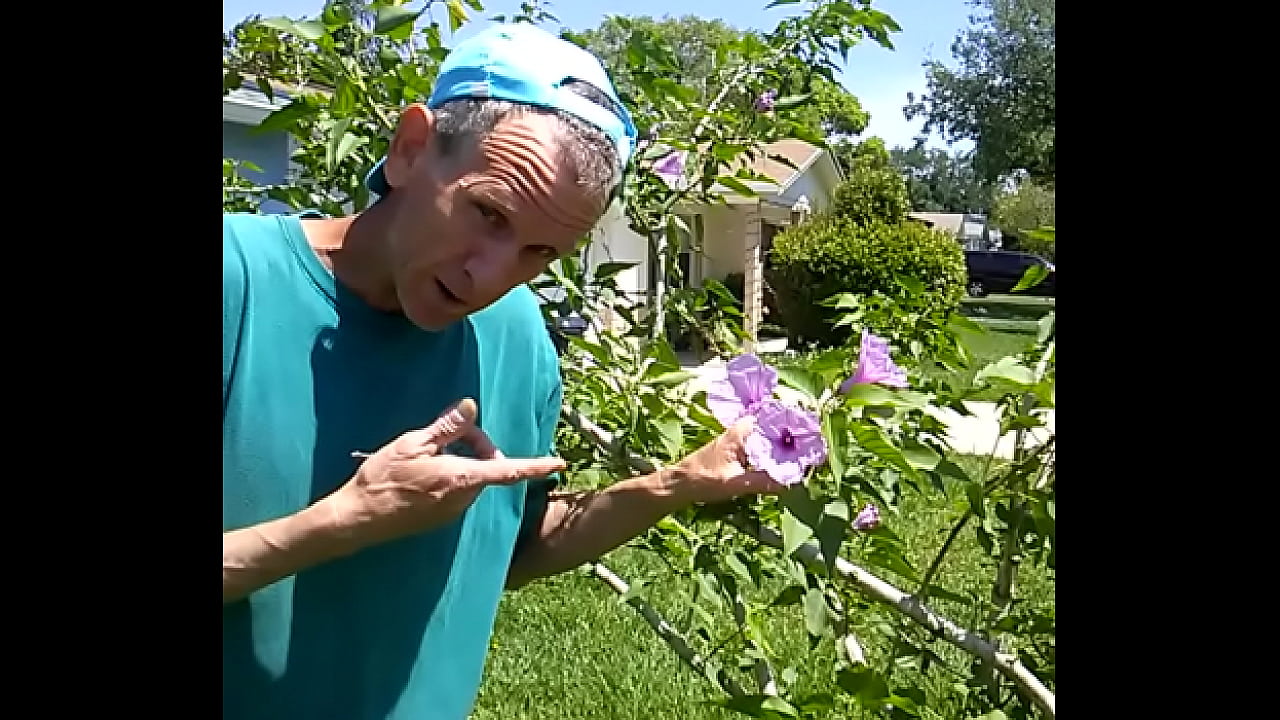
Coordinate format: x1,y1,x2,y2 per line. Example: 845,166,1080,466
223,0,976,153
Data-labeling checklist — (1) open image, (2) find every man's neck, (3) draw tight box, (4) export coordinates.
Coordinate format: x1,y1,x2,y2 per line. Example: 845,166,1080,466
299,206,401,313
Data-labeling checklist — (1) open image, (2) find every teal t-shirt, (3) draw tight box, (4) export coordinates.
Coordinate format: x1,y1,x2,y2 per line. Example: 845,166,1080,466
222,213,562,720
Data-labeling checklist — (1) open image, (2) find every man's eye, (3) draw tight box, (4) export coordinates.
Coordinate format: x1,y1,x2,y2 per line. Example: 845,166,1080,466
531,246,559,260
474,202,505,226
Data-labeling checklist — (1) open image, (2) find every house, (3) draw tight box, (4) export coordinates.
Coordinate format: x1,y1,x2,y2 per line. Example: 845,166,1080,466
907,211,1002,250
222,79,305,214
583,138,844,348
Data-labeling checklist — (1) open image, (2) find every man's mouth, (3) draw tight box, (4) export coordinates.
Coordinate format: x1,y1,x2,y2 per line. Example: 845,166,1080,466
435,277,463,305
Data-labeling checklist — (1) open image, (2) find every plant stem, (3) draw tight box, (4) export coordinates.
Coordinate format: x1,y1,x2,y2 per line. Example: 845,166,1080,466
916,510,972,602
590,561,747,698
565,405,1055,718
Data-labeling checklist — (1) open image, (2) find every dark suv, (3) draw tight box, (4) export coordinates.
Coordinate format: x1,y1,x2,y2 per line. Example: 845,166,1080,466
964,250,1055,297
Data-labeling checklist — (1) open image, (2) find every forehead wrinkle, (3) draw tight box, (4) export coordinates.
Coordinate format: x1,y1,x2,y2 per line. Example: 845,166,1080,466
478,125,604,236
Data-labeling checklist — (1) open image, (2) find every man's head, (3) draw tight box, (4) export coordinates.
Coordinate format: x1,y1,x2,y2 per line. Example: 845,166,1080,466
363,24,636,331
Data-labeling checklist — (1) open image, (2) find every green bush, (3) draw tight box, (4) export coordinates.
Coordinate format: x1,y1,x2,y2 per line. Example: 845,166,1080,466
830,163,911,227
765,215,967,347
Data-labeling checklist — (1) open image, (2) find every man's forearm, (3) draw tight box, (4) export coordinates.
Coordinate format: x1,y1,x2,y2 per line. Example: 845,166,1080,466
505,469,690,589
223,501,355,603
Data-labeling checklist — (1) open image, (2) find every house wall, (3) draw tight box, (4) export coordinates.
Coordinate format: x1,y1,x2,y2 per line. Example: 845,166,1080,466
776,163,833,214
222,121,293,214
698,205,747,282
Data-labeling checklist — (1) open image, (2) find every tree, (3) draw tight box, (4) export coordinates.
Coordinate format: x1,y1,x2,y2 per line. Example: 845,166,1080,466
889,139,995,213
575,14,869,142
990,179,1055,258
904,0,1055,184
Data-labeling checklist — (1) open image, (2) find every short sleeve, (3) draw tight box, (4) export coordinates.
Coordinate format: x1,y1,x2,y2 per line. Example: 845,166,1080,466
513,341,564,554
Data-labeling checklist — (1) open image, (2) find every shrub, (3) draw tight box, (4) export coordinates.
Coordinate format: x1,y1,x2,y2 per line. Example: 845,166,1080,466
830,161,911,227
766,214,967,347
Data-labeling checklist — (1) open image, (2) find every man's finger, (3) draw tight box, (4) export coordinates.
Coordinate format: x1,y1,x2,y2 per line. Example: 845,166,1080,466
451,456,568,487
402,398,479,456
739,470,784,495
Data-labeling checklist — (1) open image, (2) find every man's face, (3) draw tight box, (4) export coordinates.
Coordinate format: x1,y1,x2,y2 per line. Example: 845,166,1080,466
380,107,610,331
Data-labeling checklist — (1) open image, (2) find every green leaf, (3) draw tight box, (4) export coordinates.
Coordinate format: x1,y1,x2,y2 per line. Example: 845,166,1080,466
446,0,468,32
646,370,697,388
902,440,941,471
948,314,986,333
921,584,971,606
803,588,829,638
765,0,803,7
325,118,352,172
822,413,846,483
1038,311,1056,343
781,506,815,558
865,543,919,583
654,415,683,457
592,261,638,280
718,694,799,718
815,513,847,577
716,175,758,197
259,16,323,41
773,93,814,111
975,357,1036,388
1011,264,1049,293
964,481,985,518
776,365,823,402
255,99,314,135
850,422,916,477
771,584,805,607
696,570,723,608
374,6,422,35
464,0,485,10
974,711,1009,720
836,667,890,702
725,553,755,588
295,20,326,40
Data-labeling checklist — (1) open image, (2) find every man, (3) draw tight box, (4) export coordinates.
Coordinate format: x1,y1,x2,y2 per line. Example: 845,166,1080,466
223,23,779,719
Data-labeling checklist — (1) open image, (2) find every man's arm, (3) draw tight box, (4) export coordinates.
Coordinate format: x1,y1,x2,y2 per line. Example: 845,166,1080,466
224,503,355,603
505,470,684,589
506,417,776,589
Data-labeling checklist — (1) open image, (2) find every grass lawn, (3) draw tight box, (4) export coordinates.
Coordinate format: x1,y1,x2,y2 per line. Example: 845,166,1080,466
470,454,1055,719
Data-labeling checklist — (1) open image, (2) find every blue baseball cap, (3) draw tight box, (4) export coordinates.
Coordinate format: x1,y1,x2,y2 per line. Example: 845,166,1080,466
365,23,637,197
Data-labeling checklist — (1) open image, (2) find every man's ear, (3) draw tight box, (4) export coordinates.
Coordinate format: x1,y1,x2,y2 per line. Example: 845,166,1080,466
382,104,436,192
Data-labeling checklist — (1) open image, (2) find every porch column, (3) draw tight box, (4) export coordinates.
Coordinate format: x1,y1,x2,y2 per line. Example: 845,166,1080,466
742,204,763,352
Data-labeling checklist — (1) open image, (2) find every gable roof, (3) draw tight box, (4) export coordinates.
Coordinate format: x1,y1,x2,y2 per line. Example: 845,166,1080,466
741,138,825,192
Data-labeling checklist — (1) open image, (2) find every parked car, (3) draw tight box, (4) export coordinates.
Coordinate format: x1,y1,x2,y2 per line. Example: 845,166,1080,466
964,250,1055,297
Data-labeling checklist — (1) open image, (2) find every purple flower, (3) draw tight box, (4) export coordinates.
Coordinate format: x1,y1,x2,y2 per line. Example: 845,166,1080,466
754,89,778,112
743,400,827,486
839,331,908,393
652,150,686,182
852,503,880,531
706,353,778,427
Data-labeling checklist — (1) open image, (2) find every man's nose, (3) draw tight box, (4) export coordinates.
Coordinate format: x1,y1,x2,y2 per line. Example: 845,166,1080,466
463,236,521,292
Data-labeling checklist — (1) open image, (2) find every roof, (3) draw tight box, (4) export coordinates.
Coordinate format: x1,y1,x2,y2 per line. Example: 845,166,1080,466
907,212,965,235
738,138,824,190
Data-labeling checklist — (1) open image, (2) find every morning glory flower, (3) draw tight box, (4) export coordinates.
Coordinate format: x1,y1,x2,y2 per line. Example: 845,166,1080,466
743,400,827,486
852,503,881,531
754,89,778,112
652,150,686,184
706,353,778,427
839,331,909,393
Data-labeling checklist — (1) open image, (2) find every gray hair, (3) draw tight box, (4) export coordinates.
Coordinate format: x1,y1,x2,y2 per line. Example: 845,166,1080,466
431,80,623,199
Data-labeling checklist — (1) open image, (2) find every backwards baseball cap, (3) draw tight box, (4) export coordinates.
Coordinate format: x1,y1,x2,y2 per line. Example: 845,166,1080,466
364,23,637,197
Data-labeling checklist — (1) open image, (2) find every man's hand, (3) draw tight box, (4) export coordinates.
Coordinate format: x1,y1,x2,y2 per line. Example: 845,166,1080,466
224,397,565,603
322,397,567,551
667,416,782,506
